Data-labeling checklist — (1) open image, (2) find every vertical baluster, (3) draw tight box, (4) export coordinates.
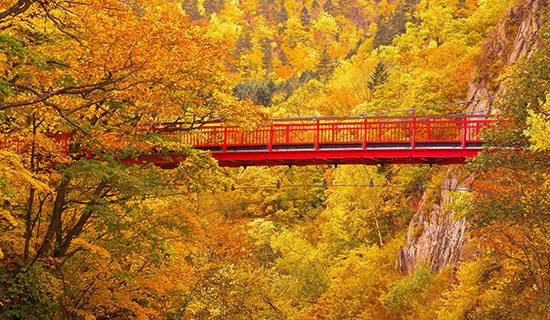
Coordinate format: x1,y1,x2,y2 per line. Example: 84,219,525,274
269,125,273,151
222,126,227,152
461,116,467,149
362,118,367,149
411,113,416,149
315,118,320,151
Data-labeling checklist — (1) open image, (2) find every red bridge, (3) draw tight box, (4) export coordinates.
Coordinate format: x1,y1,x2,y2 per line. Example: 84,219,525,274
2,114,499,167
142,114,499,168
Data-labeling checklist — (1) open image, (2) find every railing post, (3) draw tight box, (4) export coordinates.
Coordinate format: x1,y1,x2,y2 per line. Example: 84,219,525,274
222,126,228,152
315,117,320,151
461,116,467,149
411,112,416,149
268,125,273,151
362,118,367,150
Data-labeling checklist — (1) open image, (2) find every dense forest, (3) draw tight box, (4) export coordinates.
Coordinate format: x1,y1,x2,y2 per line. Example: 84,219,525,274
0,0,549,319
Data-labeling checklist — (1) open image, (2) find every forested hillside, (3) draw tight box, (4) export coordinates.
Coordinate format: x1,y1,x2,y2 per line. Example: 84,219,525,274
0,0,548,319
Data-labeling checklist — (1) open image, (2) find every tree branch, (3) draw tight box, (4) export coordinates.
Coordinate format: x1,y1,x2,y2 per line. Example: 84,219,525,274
0,0,32,23
1,80,119,111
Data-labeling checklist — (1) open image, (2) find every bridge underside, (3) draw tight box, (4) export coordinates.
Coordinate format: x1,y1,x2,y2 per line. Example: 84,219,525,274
139,142,483,168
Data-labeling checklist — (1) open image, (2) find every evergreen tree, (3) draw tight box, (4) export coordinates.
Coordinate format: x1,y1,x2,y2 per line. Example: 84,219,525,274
232,79,276,106
311,0,320,18
258,0,270,19
322,0,335,15
299,70,318,84
236,28,252,52
300,6,310,29
278,2,289,24
367,62,389,91
312,0,320,10
318,47,332,78
373,0,419,47
279,49,289,66
181,0,203,20
203,0,225,16
345,39,364,60
260,37,273,73
457,0,468,10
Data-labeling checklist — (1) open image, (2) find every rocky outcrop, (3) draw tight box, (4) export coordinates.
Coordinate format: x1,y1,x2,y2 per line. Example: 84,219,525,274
397,0,547,274
397,173,471,274
468,0,547,113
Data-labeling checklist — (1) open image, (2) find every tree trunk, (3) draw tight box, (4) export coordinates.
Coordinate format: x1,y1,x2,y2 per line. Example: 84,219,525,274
54,180,107,258
36,177,70,258
24,187,35,262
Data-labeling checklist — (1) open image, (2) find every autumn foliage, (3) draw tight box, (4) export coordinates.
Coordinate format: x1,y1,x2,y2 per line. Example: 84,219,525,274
1,0,549,319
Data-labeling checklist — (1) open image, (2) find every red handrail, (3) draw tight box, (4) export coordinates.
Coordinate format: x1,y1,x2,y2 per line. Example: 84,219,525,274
177,115,500,151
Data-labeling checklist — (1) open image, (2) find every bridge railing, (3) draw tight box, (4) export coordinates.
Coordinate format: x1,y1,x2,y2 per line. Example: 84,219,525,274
177,114,500,151
0,132,71,155
1,115,501,157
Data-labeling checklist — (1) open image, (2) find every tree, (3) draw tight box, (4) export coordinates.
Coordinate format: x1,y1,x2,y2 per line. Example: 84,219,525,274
279,49,289,66
261,37,274,73
236,27,253,52
524,93,550,151
373,0,419,48
300,6,310,29
278,1,289,24
306,239,402,319
312,0,320,10
322,0,336,15
367,62,389,92
258,0,271,19
203,0,225,17
318,47,333,78
182,0,204,19
233,79,277,106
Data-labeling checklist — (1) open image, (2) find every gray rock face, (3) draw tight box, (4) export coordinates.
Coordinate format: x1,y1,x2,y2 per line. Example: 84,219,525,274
468,0,546,113
397,0,547,274
397,174,469,274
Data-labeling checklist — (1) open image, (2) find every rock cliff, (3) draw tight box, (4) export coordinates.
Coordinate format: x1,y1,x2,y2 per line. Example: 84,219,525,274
468,0,547,113
397,0,547,274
